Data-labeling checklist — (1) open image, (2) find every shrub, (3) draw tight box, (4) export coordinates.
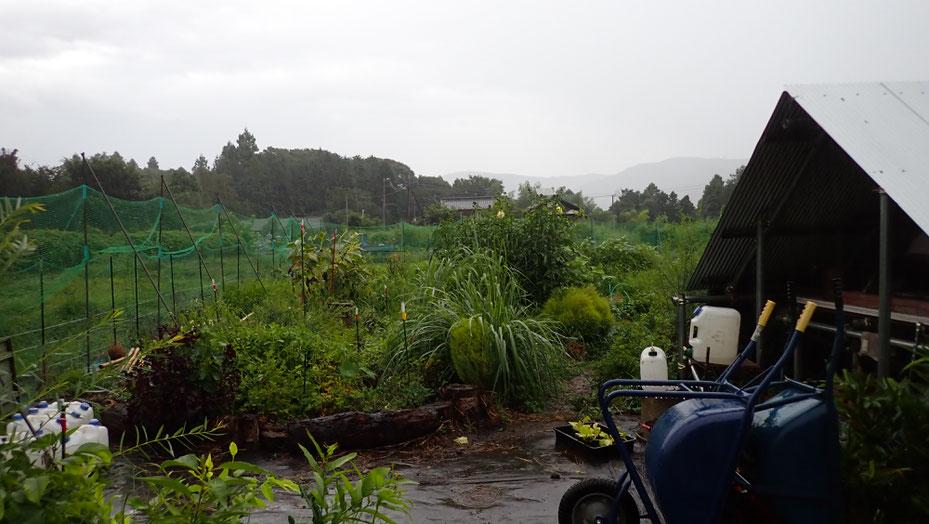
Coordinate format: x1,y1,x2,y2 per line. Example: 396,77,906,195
543,286,615,353
836,358,929,523
288,230,370,300
127,327,239,430
432,195,580,303
449,317,497,389
580,237,656,274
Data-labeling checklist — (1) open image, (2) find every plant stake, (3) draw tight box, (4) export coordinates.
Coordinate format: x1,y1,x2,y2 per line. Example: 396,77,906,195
330,231,337,297
355,306,361,353
401,301,409,355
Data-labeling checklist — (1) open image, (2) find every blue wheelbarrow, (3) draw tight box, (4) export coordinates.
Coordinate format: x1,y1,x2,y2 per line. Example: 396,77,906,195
559,293,845,523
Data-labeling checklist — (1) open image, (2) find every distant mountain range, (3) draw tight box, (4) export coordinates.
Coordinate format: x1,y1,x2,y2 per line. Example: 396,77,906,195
444,157,746,210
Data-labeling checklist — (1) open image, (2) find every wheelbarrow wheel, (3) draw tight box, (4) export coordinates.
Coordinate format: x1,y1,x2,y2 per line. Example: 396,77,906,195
558,478,640,524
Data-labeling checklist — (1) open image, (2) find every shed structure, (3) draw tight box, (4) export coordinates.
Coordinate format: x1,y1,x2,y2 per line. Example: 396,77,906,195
439,196,496,217
687,82,929,378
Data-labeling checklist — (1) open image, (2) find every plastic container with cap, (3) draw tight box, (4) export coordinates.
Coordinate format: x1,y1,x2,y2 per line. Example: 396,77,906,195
78,419,110,448
688,306,741,365
73,402,94,426
35,400,57,422
26,408,46,433
6,413,31,442
640,346,670,391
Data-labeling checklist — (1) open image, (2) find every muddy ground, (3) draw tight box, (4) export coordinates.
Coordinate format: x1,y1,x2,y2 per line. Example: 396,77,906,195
241,412,649,523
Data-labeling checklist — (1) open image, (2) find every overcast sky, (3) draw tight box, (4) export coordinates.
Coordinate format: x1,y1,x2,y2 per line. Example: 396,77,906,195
2,1,928,179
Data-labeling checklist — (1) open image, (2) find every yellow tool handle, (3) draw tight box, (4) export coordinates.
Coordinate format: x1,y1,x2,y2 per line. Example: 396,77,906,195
758,300,776,327
795,300,817,332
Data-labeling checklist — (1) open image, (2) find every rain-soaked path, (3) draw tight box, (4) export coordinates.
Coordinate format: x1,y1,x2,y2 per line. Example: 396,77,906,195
242,415,649,523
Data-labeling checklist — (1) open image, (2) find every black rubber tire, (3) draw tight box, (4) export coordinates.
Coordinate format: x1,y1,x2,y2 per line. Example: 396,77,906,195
558,478,640,524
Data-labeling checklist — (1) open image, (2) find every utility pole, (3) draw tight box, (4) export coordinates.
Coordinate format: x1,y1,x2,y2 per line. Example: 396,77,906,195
407,172,412,222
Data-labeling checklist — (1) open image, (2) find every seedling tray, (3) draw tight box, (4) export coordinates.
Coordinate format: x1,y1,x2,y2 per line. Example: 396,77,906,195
554,424,635,461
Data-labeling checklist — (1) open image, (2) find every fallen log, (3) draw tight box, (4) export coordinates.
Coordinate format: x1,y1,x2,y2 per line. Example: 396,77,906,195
287,401,453,450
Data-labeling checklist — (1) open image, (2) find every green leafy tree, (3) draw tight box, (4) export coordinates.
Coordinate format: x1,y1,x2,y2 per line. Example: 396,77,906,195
60,152,143,200
697,174,726,218
678,195,697,221
422,201,458,225
451,175,503,197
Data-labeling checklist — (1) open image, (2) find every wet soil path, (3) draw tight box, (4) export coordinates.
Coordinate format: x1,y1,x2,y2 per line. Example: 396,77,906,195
244,414,648,523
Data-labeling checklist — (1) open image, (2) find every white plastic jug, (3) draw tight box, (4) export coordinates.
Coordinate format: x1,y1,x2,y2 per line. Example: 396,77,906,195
73,402,94,425
79,419,110,448
689,306,741,365
26,408,46,433
64,433,86,455
35,401,58,422
41,416,65,435
640,346,670,391
6,413,31,442
66,410,85,430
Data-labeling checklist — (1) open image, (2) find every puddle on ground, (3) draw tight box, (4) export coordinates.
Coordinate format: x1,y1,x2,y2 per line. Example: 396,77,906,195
234,416,650,523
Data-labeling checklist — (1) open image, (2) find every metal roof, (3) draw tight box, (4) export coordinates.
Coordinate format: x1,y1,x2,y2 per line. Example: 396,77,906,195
688,82,929,292
788,82,929,233
440,196,496,210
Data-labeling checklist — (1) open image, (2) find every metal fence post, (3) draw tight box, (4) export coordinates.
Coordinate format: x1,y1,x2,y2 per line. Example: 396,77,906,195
82,184,90,372
170,253,177,315
134,255,140,336
157,176,164,330
39,259,47,385
218,202,225,293
110,255,116,344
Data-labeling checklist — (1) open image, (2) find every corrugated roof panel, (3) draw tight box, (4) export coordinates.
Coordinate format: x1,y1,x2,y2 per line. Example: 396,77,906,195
787,82,929,233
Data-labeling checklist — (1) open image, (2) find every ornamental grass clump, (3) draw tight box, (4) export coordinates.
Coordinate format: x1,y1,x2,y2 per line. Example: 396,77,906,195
387,250,566,404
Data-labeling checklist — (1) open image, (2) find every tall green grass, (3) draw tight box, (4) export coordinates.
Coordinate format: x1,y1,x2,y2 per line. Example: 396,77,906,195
386,250,566,404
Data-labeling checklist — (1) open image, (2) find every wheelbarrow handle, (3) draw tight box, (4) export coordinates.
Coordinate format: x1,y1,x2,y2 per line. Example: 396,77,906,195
796,300,817,333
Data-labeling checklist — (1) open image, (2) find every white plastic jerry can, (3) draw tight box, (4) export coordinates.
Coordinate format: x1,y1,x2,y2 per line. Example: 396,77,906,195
640,346,669,391
6,413,31,442
79,419,110,448
689,306,741,365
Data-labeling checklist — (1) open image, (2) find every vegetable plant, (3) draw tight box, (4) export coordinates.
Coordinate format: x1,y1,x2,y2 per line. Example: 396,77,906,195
295,432,414,523
128,441,298,523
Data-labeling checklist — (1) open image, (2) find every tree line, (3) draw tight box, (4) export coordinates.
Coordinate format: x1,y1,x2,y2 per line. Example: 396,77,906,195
1,131,743,224
607,166,743,223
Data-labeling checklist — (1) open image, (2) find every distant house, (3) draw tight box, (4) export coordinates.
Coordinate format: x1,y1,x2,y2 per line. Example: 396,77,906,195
536,188,582,216
439,196,496,217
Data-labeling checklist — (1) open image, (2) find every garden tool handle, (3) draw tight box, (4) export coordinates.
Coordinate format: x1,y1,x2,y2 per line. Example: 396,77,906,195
795,301,817,332
758,300,776,327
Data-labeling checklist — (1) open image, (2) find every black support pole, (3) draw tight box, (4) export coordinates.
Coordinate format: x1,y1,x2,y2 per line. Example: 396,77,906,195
134,255,139,336
218,202,225,293
270,211,276,268
39,259,47,385
170,253,177,315
199,254,204,302
82,184,90,373
237,243,241,283
878,189,892,378
110,255,116,344
157,175,164,330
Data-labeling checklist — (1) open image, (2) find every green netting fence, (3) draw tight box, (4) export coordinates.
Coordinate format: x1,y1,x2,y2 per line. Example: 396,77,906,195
1,186,665,389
